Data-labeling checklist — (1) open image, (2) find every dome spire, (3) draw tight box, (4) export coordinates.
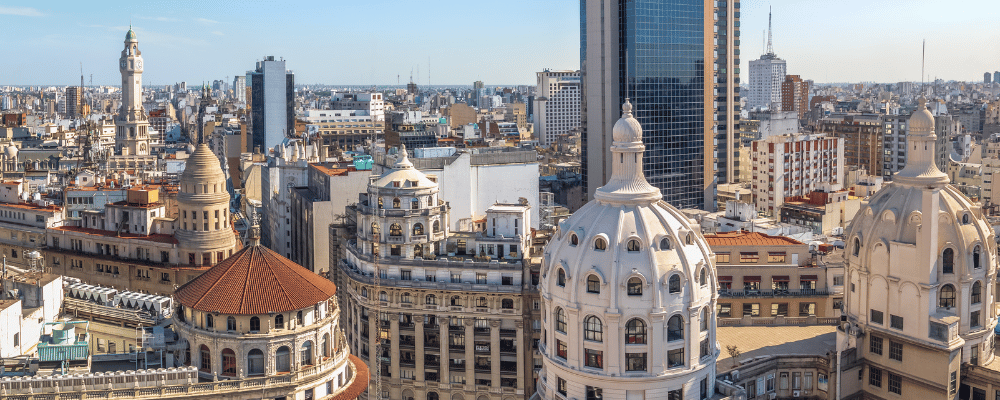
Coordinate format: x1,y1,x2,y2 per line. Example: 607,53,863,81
594,100,661,204
393,144,414,169
894,96,949,186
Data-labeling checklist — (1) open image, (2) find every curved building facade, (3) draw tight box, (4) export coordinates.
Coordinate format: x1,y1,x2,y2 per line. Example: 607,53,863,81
175,143,238,266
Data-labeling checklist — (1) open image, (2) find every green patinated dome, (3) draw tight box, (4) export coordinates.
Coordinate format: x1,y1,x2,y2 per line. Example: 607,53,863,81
125,28,136,41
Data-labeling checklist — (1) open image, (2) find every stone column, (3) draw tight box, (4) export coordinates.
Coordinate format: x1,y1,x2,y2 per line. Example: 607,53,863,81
491,319,501,388
440,319,450,384
465,318,475,386
390,312,400,383
415,317,425,383
368,307,378,379
516,320,525,391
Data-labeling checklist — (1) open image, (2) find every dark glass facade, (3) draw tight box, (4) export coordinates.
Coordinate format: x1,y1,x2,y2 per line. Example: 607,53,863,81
621,0,706,209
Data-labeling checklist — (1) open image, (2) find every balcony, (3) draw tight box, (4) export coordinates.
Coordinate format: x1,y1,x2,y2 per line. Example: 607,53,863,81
499,329,517,337
718,289,829,299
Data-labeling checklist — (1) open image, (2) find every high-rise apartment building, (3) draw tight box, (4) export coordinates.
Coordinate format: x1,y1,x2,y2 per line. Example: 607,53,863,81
582,0,729,210
781,75,810,120
248,56,294,153
986,72,993,84
748,11,787,111
66,86,82,118
819,113,884,176
534,69,581,146
232,75,246,103
715,0,741,187
750,133,844,217
994,71,999,84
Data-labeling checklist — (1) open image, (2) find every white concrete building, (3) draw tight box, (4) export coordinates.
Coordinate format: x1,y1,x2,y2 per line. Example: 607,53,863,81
262,140,323,259
747,14,786,112
534,70,581,146
535,101,718,400
377,147,540,232
750,133,844,217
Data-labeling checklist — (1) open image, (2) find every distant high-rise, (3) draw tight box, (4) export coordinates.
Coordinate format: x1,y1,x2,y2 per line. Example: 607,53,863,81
781,75,810,119
582,0,732,210
748,9,787,111
986,72,993,84
66,86,82,118
248,56,294,152
232,75,246,103
534,69,581,146
995,71,1000,85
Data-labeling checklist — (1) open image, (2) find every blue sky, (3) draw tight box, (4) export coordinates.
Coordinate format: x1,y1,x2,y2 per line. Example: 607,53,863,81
2,0,998,86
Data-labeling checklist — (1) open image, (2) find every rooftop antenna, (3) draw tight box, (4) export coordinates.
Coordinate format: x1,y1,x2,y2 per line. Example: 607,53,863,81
921,39,926,94
766,6,774,55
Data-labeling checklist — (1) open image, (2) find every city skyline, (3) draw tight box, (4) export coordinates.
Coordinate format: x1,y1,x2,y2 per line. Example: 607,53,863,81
3,0,999,86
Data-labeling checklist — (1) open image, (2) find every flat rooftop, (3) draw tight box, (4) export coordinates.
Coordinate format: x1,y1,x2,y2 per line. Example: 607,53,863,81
716,325,836,373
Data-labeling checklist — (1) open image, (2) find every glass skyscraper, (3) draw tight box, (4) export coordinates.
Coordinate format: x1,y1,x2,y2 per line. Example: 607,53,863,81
582,0,739,210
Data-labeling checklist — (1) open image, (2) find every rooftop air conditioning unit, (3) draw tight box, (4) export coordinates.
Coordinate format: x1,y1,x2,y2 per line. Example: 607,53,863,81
792,390,801,397
769,393,777,400
731,370,740,381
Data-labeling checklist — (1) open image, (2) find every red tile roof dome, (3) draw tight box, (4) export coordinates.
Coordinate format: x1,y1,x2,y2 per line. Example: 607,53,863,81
175,244,337,315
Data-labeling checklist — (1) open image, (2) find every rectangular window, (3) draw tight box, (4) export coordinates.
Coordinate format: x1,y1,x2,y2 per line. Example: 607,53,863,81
869,367,882,388
557,377,567,396
451,273,461,283
798,302,816,316
871,309,884,325
771,303,788,316
833,275,844,286
804,372,813,391
793,372,801,390
400,270,412,280
667,348,684,368
870,336,883,355
625,353,647,371
739,252,759,263
890,314,904,330
585,348,603,368
950,371,957,395
779,372,789,390
767,252,786,263
502,276,513,285
668,389,683,400
556,340,567,359
586,386,603,400
718,303,732,318
972,310,982,328
889,341,903,361
476,273,487,284
700,338,710,358
742,303,760,317
716,253,730,263
888,372,902,395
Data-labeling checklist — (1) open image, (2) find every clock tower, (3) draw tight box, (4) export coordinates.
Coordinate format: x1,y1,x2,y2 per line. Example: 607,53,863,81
116,27,150,156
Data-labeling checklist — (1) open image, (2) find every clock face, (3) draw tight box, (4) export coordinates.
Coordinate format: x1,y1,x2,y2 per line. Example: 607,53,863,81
137,59,143,70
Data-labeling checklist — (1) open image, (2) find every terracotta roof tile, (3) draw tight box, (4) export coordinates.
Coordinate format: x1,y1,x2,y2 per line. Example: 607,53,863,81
704,230,804,247
330,355,369,400
174,245,337,315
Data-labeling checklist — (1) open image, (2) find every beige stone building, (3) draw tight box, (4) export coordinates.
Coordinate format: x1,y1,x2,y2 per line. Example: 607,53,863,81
705,231,842,323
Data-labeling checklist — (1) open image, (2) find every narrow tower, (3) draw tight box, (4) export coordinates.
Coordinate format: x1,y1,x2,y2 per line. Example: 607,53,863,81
116,27,151,156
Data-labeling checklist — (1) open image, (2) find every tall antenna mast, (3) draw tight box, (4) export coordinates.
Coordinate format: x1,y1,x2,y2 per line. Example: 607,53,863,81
921,39,926,94
766,6,774,55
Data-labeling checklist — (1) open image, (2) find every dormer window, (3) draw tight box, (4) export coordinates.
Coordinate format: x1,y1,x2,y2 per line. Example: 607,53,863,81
594,237,607,251
626,239,641,252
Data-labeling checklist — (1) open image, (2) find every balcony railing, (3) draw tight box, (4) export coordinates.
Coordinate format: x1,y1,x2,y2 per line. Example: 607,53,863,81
718,289,829,298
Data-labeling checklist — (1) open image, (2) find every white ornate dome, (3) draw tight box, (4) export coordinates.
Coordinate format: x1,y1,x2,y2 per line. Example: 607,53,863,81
536,102,718,400
4,145,17,158
843,98,997,366
372,145,437,190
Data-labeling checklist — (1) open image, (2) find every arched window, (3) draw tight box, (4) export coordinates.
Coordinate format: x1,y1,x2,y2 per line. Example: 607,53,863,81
392,197,401,208
570,234,579,246
667,315,684,341
627,277,643,296
371,222,380,237
301,341,313,366
322,333,331,359
428,393,439,400
411,198,420,210
660,238,671,250
426,294,437,305
939,284,956,308
390,223,403,237
221,348,237,376
501,298,514,309
584,316,603,342
700,268,707,286
226,316,236,331
669,274,681,293
413,223,424,236
972,281,983,304
401,292,412,303
377,197,383,209
477,297,488,308
627,239,641,252
275,314,284,329
555,308,567,333
625,318,647,344
685,234,693,245
205,314,214,330
963,214,970,224
701,308,709,332
380,291,388,302
249,317,260,332
587,275,601,293
450,296,462,307
594,237,607,251
247,349,265,376
557,269,566,286
433,220,441,232
275,346,291,373
199,344,211,372
414,245,423,258
361,288,368,298
943,248,954,274
974,246,982,269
